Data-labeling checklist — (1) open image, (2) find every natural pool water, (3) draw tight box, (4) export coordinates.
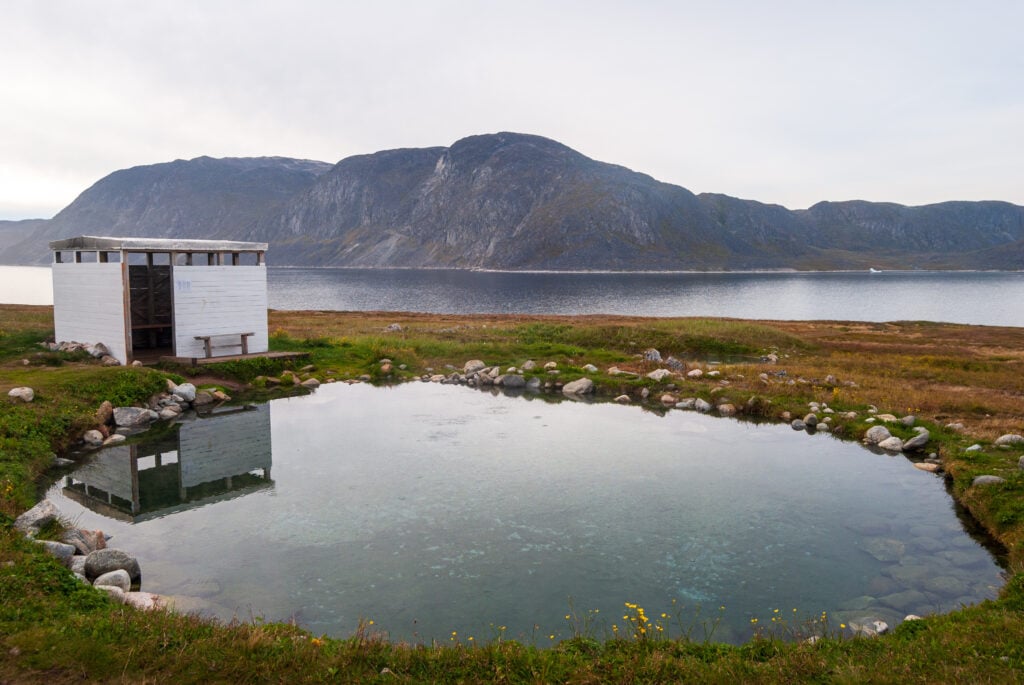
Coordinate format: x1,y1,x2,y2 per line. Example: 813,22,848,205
47,383,1005,644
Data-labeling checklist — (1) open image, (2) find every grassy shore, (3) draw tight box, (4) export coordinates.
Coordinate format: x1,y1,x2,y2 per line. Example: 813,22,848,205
1,304,1023,683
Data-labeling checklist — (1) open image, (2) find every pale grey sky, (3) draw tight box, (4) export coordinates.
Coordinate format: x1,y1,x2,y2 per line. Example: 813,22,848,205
1,0,1021,219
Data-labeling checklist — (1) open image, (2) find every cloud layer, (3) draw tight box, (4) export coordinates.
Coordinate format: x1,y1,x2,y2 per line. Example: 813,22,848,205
2,0,1021,218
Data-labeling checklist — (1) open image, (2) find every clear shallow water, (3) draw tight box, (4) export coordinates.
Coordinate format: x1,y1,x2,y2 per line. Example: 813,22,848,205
3,266,1023,325
48,384,1004,644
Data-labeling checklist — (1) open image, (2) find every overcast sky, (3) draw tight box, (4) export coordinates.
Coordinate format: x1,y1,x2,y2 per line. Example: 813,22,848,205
1,1,1021,219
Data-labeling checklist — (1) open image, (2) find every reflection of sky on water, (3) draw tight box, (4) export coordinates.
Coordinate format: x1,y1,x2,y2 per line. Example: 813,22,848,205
48,384,1005,644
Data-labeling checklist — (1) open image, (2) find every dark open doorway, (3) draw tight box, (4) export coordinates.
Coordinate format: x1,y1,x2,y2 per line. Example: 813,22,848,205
127,252,174,360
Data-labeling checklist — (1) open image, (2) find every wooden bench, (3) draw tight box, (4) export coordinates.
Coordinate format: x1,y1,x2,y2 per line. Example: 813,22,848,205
194,332,254,358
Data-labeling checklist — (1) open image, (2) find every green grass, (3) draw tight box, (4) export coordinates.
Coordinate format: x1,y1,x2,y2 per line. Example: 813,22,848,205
2,306,1024,682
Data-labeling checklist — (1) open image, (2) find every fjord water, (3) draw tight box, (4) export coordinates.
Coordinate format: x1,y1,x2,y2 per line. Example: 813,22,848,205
47,383,1003,644
265,268,1024,325
3,266,1024,325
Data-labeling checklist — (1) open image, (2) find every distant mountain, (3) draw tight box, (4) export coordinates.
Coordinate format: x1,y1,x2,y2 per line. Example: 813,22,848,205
2,133,1022,270
0,156,332,264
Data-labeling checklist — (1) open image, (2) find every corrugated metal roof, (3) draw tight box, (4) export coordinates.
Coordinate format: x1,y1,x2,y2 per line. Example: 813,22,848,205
48,235,268,252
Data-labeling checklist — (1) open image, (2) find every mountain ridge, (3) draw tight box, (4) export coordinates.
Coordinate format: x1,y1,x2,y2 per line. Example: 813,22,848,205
2,133,1021,270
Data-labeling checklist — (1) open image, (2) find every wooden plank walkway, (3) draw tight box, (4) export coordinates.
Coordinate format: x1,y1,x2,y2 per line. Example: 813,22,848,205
159,351,309,366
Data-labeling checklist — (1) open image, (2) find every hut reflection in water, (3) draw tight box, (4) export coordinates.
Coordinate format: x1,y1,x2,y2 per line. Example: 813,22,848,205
62,404,272,522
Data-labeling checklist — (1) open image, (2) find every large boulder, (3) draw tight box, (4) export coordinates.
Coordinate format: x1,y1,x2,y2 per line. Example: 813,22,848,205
562,378,594,395
902,430,930,451
502,375,526,389
172,383,197,402
877,436,905,452
84,549,141,587
113,407,153,428
864,425,892,445
463,360,487,375
14,499,60,536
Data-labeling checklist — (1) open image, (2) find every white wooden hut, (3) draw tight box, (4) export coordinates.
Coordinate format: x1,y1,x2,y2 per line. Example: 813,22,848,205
49,236,269,365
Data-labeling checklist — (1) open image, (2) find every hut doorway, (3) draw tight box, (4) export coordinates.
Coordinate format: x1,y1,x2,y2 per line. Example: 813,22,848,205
127,252,174,360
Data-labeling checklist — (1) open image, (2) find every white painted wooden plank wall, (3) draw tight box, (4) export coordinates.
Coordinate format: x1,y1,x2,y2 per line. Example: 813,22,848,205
178,405,272,488
171,266,269,358
52,263,128,364
71,445,135,502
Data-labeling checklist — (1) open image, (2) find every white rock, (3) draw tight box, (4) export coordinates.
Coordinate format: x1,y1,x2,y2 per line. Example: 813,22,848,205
864,425,892,445
463,360,486,374
8,387,34,402
562,378,594,395
124,591,163,611
102,434,126,446
994,434,1024,447
582,364,598,373
614,395,630,404
694,398,712,413
83,430,104,446
877,436,905,452
96,585,127,604
647,369,672,381
972,475,1006,486
93,569,132,593
543,361,558,370
686,368,703,378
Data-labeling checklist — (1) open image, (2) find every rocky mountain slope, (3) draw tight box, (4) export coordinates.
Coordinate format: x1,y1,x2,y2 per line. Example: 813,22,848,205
3,133,1022,269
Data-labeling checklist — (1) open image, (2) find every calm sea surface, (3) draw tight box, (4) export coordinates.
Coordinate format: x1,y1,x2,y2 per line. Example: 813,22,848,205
47,383,1004,644
1,265,1021,325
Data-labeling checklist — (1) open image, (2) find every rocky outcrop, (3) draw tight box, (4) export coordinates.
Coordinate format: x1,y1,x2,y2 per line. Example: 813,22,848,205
4,133,1022,270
